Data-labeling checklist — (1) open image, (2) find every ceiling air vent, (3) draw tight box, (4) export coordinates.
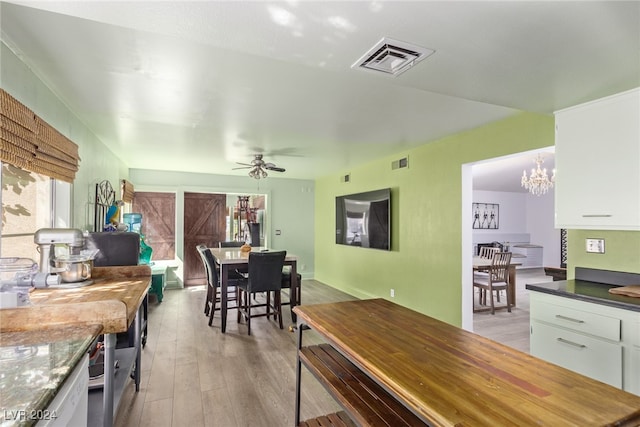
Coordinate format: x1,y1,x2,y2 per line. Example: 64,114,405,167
341,173,351,183
352,37,434,76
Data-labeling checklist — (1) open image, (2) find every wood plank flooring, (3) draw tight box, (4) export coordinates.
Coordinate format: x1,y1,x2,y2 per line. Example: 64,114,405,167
115,269,547,427
472,267,552,354
114,281,356,427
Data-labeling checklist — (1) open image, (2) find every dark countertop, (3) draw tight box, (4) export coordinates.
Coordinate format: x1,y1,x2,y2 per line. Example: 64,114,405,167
526,279,640,312
0,324,102,426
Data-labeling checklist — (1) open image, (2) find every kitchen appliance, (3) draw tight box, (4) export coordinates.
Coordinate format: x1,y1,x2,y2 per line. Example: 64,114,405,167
0,257,60,308
54,255,93,283
34,228,98,287
34,228,85,274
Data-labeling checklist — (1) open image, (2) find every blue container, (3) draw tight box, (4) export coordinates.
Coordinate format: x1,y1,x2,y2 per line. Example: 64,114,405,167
123,213,142,233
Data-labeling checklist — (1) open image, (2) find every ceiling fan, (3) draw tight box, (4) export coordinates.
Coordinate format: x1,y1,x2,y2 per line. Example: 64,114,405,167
234,154,286,179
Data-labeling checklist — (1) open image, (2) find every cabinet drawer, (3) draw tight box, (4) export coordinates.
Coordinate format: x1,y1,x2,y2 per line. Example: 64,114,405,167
531,321,623,388
531,300,621,341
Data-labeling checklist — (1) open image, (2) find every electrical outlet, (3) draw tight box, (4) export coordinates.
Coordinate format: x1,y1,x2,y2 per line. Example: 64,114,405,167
586,238,605,254
390,288,395,298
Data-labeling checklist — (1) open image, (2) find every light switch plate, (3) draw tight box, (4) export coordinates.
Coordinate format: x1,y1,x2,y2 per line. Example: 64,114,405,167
586,238,605,254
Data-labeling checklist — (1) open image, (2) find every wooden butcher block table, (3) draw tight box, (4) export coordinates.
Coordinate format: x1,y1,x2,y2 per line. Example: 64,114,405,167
293,298,640,426
0,265,151,427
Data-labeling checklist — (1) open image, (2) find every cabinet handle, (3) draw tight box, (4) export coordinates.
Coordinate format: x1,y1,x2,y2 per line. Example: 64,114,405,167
555,314,585,323
581,214,612,218
557,337,587,348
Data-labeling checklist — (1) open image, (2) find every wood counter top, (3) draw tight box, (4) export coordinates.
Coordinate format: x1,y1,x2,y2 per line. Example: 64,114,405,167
0,265,151,334
294,298,640,426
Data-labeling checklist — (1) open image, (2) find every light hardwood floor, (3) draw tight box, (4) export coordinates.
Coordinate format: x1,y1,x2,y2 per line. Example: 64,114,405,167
472,267,553,354
115,269,550,427
114,280,356,427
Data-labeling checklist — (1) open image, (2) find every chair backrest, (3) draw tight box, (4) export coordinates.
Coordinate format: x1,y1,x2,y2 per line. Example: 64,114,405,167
490,252,512,282
478,246,499,259
219,241,245,248
196,244,218,287
247,251,286,293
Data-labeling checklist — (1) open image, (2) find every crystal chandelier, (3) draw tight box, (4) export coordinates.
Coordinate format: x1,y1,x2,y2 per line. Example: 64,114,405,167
521,154,555,196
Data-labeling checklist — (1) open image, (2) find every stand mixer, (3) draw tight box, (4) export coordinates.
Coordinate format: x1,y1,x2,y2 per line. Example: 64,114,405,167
34,228,85,274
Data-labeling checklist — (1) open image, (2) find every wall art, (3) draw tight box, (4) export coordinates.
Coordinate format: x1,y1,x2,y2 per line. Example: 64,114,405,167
472,203,499,229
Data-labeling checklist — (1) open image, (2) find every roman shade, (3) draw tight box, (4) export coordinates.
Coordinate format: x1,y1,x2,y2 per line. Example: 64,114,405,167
121,179,135,203
1,88,80,182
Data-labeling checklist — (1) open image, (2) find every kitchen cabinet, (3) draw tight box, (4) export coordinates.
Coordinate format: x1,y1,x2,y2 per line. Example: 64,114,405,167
554,88,640,230
511,244,543,268
530,291,640,395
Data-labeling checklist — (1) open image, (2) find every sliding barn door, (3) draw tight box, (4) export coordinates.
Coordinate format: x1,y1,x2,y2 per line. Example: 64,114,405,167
183,192,227,286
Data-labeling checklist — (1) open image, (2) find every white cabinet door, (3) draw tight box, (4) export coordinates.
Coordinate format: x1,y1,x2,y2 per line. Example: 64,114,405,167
554,88,640,230
531,321,623,388
530,291,640,396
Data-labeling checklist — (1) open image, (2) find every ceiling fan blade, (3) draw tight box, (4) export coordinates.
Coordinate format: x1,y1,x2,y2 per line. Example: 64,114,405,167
266,166,286,172
235,162,254,167
232,166,251,170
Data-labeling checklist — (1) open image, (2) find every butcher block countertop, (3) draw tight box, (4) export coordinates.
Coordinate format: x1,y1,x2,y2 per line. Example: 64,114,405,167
0,265,151,334
294,298,640,426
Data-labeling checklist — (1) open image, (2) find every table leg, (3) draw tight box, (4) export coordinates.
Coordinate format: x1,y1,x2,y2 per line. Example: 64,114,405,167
508,266,517,307
221,265,228,333
103,333,116,427
290,261,299,323
134,305,141,392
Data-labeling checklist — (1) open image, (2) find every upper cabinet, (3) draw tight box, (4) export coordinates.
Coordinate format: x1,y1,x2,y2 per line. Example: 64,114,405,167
555,88,640,230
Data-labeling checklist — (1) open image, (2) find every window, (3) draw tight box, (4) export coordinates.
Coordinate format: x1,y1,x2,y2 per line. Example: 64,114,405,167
1,163,71,260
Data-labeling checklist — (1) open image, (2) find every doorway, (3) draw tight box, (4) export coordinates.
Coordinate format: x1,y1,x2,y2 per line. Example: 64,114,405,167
461,147,556,332
183,192,227,286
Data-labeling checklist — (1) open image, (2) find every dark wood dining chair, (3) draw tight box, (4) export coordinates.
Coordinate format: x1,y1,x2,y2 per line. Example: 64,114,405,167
197,244,238,326
196,244,216,317
473,251,512,315
236,251,286,335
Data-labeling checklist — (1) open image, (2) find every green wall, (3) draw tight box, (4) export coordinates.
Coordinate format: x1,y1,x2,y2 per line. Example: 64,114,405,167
1,43,128,230
315,113,556,325
129,168,316,278
568,230,640,277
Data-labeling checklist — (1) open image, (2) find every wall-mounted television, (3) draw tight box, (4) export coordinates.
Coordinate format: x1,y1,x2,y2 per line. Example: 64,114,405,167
335,188,390,250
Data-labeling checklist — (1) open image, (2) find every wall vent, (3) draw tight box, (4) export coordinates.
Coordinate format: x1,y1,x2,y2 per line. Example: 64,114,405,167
352,37,435,77
341,173,351,183
392,156,409,170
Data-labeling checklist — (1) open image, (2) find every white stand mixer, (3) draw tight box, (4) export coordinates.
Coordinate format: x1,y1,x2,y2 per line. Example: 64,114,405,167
34,228,86,274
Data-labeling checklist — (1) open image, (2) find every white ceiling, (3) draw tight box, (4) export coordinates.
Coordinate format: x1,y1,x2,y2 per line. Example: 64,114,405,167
1,1,638,186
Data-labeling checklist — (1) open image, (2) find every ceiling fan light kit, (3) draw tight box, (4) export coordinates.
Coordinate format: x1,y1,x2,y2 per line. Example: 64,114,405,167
234,154,286,180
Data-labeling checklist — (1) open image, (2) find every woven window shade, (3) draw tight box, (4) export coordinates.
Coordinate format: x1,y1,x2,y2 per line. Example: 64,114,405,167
1,88,80,182
121,179,135,203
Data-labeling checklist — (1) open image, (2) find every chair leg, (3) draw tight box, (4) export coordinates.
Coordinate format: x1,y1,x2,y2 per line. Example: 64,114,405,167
247,292,252,336
204,284,211,316
489,285,495,315
266,292,271,319
276,292,283,330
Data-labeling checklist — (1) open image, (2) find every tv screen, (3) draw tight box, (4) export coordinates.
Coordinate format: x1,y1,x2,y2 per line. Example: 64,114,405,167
335,188,390,250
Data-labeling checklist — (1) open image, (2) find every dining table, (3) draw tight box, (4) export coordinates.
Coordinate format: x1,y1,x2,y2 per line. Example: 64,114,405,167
208,247,299,333
472,256,521,307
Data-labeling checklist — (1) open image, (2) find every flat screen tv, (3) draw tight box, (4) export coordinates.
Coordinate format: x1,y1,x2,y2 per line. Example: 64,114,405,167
335,188,390,250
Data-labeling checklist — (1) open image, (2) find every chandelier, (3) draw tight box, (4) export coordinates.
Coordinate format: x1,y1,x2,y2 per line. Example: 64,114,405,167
521,154,555,196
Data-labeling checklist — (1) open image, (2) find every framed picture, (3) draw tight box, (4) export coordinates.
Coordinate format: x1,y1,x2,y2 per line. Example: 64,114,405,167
472,203,499,229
